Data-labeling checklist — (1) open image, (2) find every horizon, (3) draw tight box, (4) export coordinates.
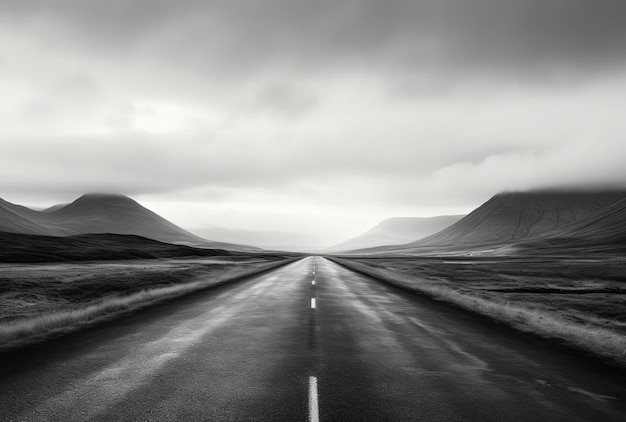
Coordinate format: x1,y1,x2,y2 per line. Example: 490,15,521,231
1,190,474,249
4,185,626,250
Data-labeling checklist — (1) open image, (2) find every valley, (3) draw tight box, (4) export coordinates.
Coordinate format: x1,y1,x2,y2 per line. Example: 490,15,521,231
2,190,626,420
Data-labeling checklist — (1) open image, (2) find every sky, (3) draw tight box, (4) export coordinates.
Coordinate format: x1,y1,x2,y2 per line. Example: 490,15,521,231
1,0,626,247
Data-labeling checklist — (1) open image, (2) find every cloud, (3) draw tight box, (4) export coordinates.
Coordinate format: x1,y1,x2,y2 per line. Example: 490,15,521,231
4,0,626,84
248,83,318,118
413,135,626,204
2,75,625,200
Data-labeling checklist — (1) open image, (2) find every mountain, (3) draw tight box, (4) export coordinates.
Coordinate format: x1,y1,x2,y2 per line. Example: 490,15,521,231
343,190,626,255
517,197,626,253
0,194,254,251
328,216,464,252
0,198,67,236
548,197,626,241
46,194,210,246
410,190,626,248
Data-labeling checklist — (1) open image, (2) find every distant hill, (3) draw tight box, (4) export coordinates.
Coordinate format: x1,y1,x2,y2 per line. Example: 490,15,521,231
0,231,232,263
0,194,254,251
411,191,626,248
47,194,211,245
328,216,464,252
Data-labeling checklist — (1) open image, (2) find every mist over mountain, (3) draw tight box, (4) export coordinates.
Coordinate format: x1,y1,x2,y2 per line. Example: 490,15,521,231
328,216,464,252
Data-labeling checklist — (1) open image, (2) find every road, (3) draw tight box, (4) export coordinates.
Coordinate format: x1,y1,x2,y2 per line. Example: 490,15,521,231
1,256,625,421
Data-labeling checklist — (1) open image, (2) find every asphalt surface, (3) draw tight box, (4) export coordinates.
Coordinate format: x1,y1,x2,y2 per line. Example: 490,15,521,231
1,256,625,421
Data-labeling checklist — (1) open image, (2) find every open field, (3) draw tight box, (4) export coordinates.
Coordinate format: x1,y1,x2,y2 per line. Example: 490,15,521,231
329,256,626,365
0,255,296,349
0,232,233,263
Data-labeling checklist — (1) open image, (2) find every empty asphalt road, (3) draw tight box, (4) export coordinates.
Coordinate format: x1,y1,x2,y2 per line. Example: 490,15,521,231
1,257,625,421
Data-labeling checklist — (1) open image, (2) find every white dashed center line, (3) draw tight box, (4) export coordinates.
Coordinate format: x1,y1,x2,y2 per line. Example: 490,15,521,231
309,259,320,420
309,376,319,422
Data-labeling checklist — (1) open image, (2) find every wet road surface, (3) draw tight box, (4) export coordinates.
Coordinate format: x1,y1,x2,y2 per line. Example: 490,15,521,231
1,257,625,421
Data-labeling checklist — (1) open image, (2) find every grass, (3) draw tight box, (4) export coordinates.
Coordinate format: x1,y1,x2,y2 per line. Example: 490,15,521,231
0,256,299,350
0,231,232,263
329,256,626,366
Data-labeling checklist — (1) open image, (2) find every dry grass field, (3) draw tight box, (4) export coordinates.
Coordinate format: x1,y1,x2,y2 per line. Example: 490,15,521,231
330,256,626,365
0,255,296,349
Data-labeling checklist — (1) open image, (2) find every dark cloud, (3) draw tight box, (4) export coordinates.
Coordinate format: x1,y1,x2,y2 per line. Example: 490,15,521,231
4,0,626,84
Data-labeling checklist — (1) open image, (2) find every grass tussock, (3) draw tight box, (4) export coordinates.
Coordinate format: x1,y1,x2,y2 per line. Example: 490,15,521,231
0,257,298,350
329,257,626,366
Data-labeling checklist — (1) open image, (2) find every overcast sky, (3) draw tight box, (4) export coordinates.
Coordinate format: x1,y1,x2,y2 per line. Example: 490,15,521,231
2,0,626,246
